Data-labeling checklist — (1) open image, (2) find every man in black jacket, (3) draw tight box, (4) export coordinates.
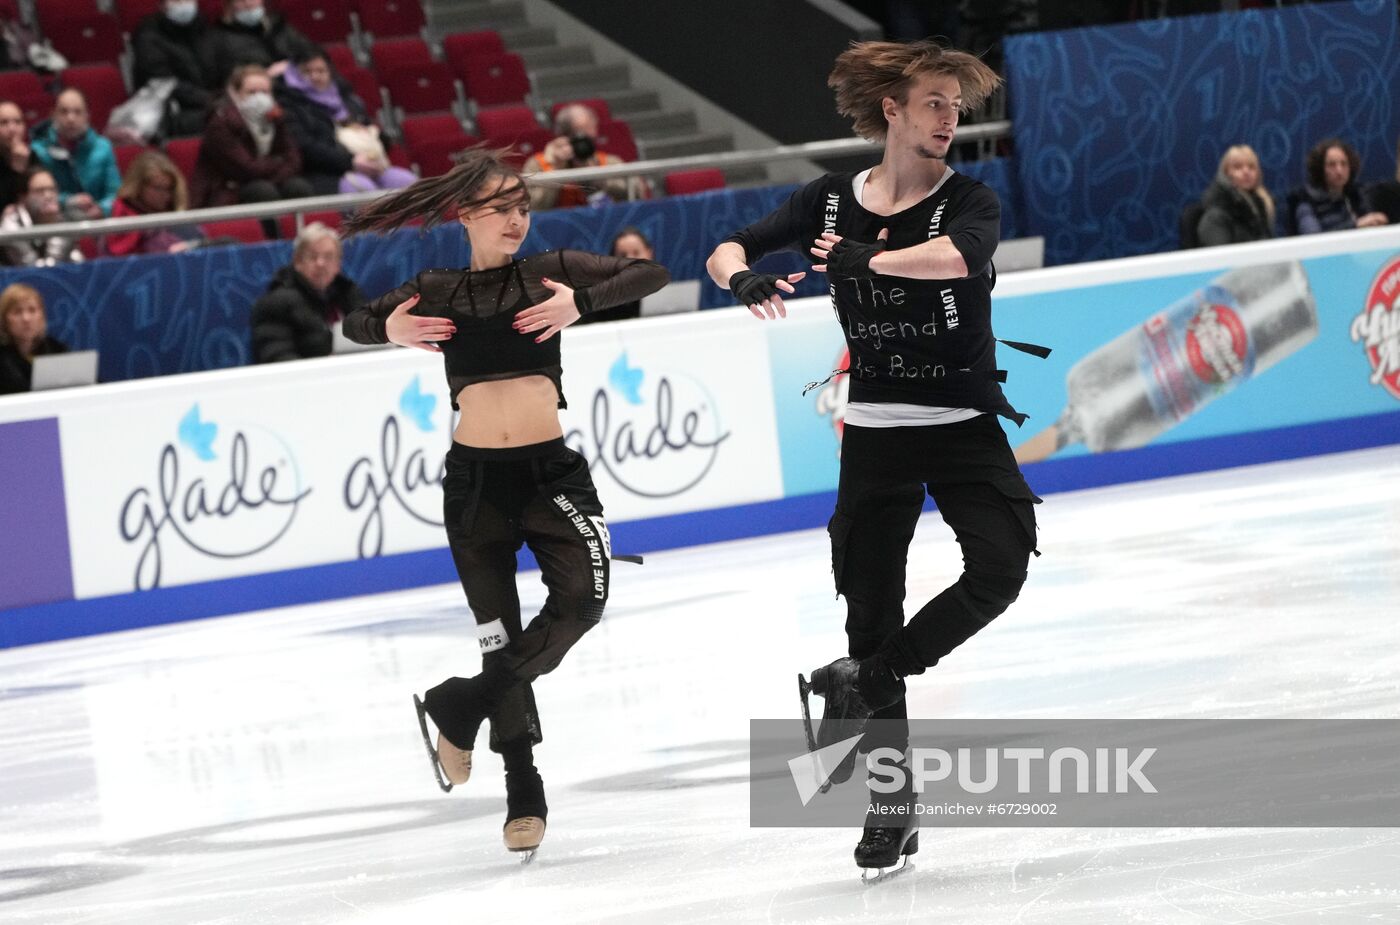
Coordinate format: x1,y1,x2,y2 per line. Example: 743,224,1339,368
251,222,365,362
204,0,315,91
132,0,217,137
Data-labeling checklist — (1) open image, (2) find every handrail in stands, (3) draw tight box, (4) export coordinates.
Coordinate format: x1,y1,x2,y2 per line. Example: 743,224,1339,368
0,121,1011,245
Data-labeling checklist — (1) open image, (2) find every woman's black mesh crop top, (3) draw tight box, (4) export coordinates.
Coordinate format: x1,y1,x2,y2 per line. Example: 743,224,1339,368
343,249,669,409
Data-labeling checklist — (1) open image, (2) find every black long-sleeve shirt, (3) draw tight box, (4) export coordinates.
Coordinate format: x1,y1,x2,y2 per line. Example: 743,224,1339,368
344,249,669,409
725,169,1028,423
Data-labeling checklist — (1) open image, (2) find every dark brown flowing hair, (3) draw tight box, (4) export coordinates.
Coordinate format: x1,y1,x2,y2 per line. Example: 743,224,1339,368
829,40,1001,142
343,146,530,236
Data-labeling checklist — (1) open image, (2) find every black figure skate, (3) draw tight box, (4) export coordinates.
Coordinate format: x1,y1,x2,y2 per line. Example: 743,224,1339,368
855,817,918,884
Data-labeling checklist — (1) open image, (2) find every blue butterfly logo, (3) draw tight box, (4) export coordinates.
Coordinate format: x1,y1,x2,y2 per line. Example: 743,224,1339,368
400,376,437,432
178,404,218,461
609,352,645,406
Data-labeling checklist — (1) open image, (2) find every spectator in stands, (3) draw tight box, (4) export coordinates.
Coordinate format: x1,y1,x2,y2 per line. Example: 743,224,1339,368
250,222,364,362
103,151,206,257
192,65,313,212
132,0,218,137
0,283,68,395
0,100,34,208
575,226,655,325
1292,139,1388,234
275,48,415,195
0,167,83,266
0,1,65,74
30,89,120,219
1196,144,1275,247
205,0,315,90
524,103,646,209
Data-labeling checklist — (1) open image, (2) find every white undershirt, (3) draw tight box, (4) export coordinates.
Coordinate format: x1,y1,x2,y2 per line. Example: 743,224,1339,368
843,166,983,429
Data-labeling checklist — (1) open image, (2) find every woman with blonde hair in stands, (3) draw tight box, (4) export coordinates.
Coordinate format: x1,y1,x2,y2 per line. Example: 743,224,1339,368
1196,144,1275,246
103,150,206,256
0,282,69,394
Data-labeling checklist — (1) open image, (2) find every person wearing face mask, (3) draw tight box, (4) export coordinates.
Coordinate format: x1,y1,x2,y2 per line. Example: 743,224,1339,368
0,284,69,395
250,222,365,362
0,167,84,266
192,65,313,213
0,100,34,209
205,0,314,92
1290,138,1388,235
133,0,217,137
274,48,416,196
522,103,647,210
30,89,120,220
1195,144,1276,247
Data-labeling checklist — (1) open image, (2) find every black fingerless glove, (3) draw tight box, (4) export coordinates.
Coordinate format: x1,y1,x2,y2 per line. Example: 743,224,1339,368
728,269,783,306
823,237,887,277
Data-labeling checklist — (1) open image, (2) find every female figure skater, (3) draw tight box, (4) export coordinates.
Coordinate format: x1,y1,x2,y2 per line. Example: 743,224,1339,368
343,148,668,859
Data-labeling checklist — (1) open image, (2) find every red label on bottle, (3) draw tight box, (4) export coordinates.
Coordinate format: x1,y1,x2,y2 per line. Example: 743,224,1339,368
1353,255,1400,401
1186,303,1249,385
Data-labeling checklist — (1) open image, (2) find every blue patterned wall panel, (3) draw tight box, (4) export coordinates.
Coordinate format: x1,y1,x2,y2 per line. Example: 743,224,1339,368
1005,0,1400,265
0,159,1019,384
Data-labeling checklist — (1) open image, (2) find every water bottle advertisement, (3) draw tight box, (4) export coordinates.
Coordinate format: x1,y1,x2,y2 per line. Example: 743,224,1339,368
765,239,1400,497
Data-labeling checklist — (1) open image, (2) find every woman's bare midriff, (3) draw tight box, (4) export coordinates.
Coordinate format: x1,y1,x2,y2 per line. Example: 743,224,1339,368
452,375,564,447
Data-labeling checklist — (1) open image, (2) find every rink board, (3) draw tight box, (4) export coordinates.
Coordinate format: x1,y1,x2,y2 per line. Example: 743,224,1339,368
3,227,1399,645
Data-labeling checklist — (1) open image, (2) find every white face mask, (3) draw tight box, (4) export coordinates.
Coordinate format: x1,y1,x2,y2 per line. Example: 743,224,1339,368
238,91,274,120
165,1,197,24
234,7,264,26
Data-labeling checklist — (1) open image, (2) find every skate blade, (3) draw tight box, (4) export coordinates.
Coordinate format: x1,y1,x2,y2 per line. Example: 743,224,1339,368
412,694,453,794
798,673,840,794
511,847,538,866
860,856,913,885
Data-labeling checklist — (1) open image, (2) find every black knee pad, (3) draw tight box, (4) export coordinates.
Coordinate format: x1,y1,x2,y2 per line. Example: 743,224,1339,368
953,568,1026,622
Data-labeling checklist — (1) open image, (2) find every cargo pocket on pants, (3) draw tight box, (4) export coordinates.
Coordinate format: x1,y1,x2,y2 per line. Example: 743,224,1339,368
992,475,1042,558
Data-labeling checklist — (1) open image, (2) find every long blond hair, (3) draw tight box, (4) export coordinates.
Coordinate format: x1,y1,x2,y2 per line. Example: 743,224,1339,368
117,150,188,212
1218,144,1275,226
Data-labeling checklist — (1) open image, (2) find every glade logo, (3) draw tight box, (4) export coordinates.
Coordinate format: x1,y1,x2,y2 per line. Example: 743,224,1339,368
343,376,445,557
566,351,730,498
1352,254,1400,400
118,403,310,590
813,347,850,450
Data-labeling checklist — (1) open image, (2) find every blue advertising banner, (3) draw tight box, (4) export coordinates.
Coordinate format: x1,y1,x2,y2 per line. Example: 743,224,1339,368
765,234,1400,499
1005,0,1400,266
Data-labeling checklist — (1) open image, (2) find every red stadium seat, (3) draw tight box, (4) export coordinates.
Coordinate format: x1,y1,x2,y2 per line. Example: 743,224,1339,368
664,169,726,196
343,67,384,119
61,65,128,134
474,104,540,138
323,43,359,76
202,218,266,245
199,0,221,20
355,0,425,39
596,119,638,163
163,137,202,184
278,0,355,44
114,0,161,33
442,30,505,80
461,53,530,108
401,113,477,177
34,0,102,20
550,97,611,125
113,143,151,176
371,39,458,115
385,143,412,169
45,12,126,66
0,72,55,126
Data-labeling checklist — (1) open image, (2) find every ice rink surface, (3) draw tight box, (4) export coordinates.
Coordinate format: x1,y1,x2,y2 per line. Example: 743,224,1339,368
2,446,1399,924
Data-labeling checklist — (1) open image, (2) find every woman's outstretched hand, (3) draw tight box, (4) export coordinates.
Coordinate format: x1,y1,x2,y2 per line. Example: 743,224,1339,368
514,277,580,342
385,293,455,352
